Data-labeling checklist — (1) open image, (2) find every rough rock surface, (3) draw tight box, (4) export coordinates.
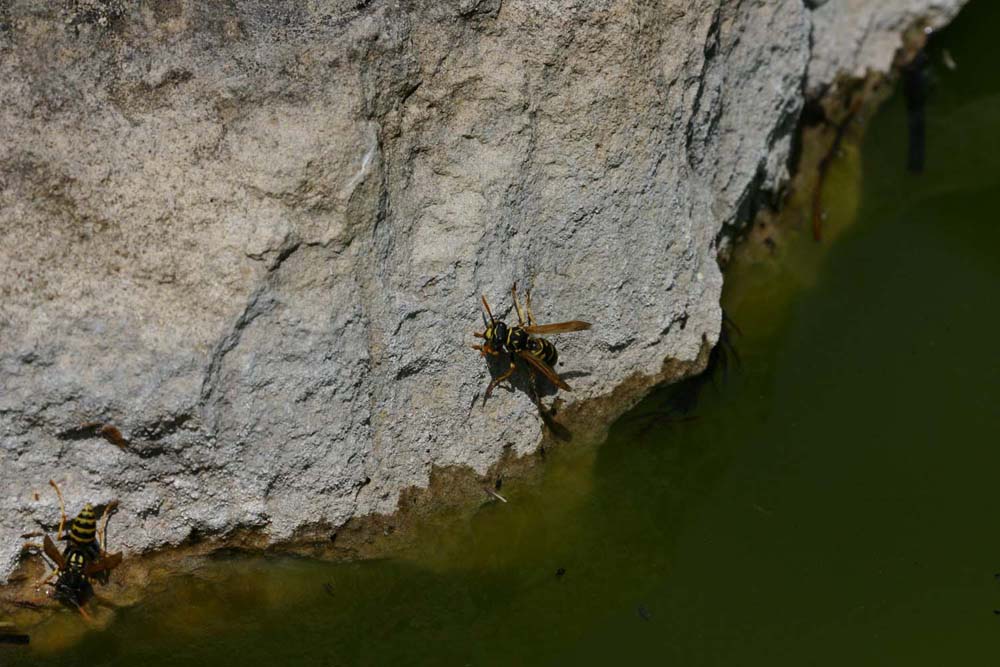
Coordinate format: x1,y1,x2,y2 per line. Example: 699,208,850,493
0,0,965,582
807,0,968,95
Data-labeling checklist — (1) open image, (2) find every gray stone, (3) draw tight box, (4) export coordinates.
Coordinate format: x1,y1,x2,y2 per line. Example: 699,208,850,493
0,0,965,582
807,0,969,96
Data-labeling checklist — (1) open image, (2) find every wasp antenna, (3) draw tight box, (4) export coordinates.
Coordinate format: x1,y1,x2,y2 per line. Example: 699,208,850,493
49,480,67,539
481,295,495,323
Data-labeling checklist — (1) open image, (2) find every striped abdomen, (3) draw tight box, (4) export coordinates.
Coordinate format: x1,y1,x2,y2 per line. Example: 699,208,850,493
68,504,97,546
527,337,558,367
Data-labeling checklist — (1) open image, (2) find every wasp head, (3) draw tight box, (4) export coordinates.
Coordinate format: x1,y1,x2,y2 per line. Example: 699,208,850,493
488,321,508,350
54,552,92,608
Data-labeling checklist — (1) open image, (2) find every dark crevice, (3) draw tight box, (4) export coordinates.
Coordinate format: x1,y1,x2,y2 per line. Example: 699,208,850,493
56,422,109,441
458,0,503,20
269,239,303,272
199,238,303,413
684,3,723,167
131,413,193,442
715,164,766,253
199,286,277,407
394,360,426,381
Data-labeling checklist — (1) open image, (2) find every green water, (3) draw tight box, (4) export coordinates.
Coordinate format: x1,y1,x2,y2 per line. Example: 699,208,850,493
8,3,1000,665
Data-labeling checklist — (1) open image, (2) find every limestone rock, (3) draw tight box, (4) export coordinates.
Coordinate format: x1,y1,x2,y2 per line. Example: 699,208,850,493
807,0,969,96
0,0,964,582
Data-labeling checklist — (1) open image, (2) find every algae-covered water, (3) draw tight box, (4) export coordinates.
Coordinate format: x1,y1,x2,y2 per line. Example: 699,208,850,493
7,3,1000,664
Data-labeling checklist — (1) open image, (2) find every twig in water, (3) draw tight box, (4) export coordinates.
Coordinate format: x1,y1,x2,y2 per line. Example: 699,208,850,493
483,487,508,503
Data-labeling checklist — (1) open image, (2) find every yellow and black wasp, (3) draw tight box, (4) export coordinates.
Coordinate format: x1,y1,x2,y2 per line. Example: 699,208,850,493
472,283,591,402
28,480,122,618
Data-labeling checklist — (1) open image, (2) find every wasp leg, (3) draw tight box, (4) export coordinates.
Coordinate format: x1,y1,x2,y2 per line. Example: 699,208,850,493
526,368,570,440
24,541,60,587
88,591,118,612
526,367,556,415
22,541,59,586
484,361,517,402
76,603,93,622
97,500,118,557
526,366,543,407
49,480,68,540
511,283,526,326
525,289,537,327
471,344,500,358
37,569,58,588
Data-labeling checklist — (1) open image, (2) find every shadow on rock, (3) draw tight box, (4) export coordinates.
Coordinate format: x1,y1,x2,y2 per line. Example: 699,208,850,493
477,352,574,442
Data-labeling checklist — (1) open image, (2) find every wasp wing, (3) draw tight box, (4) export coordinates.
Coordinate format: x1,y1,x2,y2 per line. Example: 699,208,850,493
516,351,572,391
84,552,122,577
522,321,592,335
42,535,66,569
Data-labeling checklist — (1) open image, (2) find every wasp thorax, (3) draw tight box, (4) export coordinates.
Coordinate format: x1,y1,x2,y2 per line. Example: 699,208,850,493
491,322,509,348
507,327,529,350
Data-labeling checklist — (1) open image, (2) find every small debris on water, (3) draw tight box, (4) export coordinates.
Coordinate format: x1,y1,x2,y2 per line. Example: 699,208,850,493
637,604,652,621
942,49,957,71
323,582,335,597
483,486,508,503
555,567,566,579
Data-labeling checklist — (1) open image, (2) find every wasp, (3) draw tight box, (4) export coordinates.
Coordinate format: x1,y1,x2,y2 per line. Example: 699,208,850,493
26,481,122,618
472,284,591,402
